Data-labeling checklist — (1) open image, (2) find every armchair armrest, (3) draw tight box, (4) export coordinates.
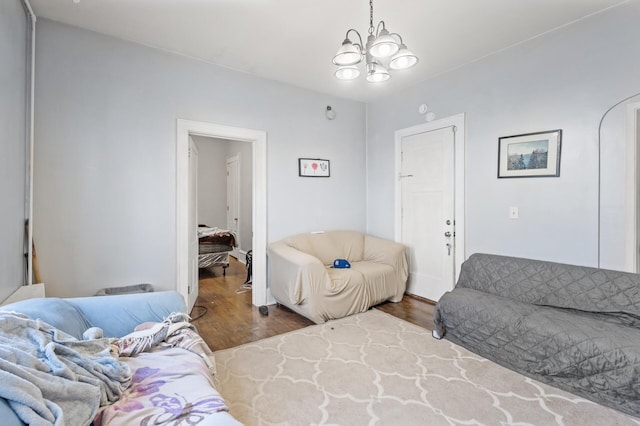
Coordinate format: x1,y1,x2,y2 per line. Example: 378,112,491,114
363,235,409,300
364,235,408,267
267,241,328,305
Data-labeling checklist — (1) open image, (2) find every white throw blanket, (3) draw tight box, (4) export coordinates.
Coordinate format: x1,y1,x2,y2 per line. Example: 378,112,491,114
0,312,131,426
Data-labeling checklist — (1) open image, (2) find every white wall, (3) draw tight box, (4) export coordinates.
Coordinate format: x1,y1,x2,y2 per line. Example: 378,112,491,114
366,1,640,269
34,20,366,297
0,0,29,300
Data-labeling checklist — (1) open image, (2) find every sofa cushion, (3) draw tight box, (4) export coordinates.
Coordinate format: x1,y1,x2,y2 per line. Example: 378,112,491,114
95,347,239,425
285,231,364,266
457,253,640,316
435,286,640,418
351,261,397,305
1,297,91,340
327,268,365,294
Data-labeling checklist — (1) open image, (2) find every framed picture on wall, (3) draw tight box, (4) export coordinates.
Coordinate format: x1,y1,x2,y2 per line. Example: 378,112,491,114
299,158,330,177
498,129,562,178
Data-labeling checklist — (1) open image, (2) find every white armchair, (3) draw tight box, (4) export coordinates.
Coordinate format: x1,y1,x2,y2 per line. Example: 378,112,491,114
267,230,408,323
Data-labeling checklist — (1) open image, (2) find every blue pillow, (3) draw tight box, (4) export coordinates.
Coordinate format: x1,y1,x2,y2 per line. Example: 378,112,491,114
1,298,91,340
333,259,351,268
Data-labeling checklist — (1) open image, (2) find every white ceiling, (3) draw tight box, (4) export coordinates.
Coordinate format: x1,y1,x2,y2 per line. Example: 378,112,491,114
29,0,626,103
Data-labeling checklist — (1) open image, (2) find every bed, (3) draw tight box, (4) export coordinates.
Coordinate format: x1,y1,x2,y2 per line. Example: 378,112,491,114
198,225,237,276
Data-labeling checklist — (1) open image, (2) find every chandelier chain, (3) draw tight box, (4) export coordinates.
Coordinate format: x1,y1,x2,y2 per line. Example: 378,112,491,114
369,0,374,34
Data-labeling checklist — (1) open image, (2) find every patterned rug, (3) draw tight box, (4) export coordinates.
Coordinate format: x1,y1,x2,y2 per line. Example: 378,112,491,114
214,309,638,425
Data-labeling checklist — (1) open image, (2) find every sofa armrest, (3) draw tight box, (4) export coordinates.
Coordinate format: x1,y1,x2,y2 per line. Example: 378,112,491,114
268,241,328,305
69,291,187,337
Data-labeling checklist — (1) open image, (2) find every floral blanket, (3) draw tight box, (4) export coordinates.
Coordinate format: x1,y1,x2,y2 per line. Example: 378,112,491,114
94,315,236,426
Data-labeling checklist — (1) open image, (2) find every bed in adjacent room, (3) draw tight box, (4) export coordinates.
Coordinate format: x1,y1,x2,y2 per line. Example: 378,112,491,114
198,226,237,276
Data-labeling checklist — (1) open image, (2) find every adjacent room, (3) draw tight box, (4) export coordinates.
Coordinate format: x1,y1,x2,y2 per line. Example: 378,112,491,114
2,0,640,424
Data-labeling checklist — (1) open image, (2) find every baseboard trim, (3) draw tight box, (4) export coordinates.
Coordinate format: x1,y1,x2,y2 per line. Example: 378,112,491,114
233,249,248,264
404,292,437,305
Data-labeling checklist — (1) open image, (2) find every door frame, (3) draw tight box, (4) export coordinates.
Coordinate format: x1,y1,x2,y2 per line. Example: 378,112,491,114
625,102,640,272
187,138,199,310
226,154,241,258
177,119,268,307
394,113,466,281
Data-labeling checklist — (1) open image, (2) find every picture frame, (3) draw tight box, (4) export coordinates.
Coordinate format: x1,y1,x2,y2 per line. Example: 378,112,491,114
299,158,330,177
498,129,562,178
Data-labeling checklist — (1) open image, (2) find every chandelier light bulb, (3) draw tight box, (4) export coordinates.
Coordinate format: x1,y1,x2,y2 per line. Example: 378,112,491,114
389,45,419,70
333,39,363,66
366,62,390,83
369,29,400,58
335,65,361,80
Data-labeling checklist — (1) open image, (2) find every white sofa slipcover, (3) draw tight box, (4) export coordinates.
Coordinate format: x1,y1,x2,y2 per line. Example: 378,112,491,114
268,230,408,323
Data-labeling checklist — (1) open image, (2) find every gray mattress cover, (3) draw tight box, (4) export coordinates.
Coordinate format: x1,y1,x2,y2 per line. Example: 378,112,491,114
434,253,640,417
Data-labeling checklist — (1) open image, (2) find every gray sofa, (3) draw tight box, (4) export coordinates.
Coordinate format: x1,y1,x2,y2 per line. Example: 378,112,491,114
433,253,640,418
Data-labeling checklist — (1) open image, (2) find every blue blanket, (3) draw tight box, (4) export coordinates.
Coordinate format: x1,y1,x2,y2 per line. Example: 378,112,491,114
0,312,131,425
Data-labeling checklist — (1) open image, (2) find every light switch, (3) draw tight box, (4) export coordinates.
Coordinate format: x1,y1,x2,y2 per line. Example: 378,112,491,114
509,207,519,219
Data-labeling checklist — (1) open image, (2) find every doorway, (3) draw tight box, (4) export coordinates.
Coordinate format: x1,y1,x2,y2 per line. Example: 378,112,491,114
625,102,640,272
394,114,465,302
176,119,267,311
190,138,250,262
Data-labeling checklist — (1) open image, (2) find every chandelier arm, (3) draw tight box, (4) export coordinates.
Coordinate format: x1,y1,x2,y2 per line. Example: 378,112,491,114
375,20,387,37
345,29,365,54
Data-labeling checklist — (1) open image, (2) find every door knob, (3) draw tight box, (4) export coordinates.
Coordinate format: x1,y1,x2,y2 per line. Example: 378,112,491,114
444,231,452,237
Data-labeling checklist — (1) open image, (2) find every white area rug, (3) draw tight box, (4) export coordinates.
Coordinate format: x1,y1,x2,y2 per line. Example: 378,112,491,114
214,309,638,425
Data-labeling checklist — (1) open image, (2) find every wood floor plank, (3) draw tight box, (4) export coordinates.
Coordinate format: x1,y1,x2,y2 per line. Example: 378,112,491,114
191,256,435,350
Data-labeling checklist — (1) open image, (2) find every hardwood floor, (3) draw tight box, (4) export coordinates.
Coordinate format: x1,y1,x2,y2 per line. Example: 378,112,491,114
191,256,435,351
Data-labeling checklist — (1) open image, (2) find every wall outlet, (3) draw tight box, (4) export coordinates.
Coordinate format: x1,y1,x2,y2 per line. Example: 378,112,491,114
509,207,519,219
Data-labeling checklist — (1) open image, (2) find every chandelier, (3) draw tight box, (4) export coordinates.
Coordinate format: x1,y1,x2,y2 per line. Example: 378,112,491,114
332,0,418,83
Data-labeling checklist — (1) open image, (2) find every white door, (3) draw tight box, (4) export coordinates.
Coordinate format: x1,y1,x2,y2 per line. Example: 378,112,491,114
187,138,199,311
400,126,455,301
226,155,240,255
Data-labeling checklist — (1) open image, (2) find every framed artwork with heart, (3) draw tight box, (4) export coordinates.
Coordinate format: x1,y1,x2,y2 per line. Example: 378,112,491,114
298,158,330,177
